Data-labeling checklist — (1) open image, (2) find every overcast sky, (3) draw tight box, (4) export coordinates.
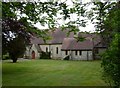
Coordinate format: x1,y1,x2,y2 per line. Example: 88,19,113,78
33,0,97,32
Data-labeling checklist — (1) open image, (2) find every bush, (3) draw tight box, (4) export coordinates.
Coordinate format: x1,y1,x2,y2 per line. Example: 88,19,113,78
40,51,51,59
101,33,120,87
2,54,10,60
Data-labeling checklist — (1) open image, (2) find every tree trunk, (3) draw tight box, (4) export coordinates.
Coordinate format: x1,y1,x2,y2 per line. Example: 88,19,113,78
12,58,17,63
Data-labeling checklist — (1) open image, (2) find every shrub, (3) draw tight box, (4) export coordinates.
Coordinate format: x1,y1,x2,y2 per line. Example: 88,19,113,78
2,53,10,60
40,51,51,59
101,33,120,87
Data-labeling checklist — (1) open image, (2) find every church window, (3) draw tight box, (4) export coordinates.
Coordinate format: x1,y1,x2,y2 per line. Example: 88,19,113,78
56,47,58,54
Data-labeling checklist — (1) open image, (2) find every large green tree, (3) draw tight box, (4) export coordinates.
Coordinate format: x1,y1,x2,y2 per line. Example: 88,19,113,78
100,1,120,87
102,2,120,87
101,33,120,87
88,1,120,87
102,1,120,46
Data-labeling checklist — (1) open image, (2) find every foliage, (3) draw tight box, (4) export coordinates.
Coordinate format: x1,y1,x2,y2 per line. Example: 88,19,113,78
2,18,30,62
88,2,116,47
89,2,116,32
100,2,120,87
2,53,10,60
8,35,27,62
2,1,88,33
88,2,120,87
2,1,88,62
40,51,51,59
101,33,120,87
101,2,120,46
75,36,86,42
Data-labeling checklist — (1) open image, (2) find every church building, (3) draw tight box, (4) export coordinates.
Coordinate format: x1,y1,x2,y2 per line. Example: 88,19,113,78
24,29,106,60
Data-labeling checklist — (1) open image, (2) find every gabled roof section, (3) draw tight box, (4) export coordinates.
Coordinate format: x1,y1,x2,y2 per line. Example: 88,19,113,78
30,28,74,44
30,36,44,44
30,29,106,50
61,38,94,50
51,28,74,44
61,33,105,50
94,42,107,48
78,32,101,46
34,44,42,53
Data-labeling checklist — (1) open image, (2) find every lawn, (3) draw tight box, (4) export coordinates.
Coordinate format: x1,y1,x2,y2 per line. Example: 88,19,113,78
2,59,107,86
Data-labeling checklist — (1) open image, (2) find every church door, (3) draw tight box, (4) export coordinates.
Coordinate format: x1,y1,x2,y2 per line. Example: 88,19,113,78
32,51,35,59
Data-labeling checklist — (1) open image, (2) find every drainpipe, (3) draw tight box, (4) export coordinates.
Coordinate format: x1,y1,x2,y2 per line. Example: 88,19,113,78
29,45,32,59
69,50,72,60
87,51,89,61
92,37,95,60
49,44,51,59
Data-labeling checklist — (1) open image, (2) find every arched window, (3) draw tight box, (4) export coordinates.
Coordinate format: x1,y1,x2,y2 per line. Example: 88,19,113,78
46,47,48,52
56,47,58,54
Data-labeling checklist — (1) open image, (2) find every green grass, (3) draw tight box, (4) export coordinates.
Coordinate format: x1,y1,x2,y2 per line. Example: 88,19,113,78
0,61,2,87
2,59,107,86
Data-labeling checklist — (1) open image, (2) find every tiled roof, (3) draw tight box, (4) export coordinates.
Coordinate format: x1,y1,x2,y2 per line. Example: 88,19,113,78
30,29,105,50
51,29,74,44
61,38,94,50
30,36,44,44
78,32,101,45
61,33,102,50
94,42,107,48
30,29,74,44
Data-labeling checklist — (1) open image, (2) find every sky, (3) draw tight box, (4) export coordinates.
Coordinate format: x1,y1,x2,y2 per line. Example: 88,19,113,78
34,19,96,32
34,0,96,32
33,0,117,32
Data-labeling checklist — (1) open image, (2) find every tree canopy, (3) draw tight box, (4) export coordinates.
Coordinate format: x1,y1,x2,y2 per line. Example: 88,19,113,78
101,1,120,87
2,1,88,62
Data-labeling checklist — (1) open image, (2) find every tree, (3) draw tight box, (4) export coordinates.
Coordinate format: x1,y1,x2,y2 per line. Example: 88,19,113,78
88,1,116,47
102,1,120,46
100,1,120,87
8,35,27,63
2,1,87,62
88,1,120,87
2,18,30,62
101,33,120,87
2,2,37,62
